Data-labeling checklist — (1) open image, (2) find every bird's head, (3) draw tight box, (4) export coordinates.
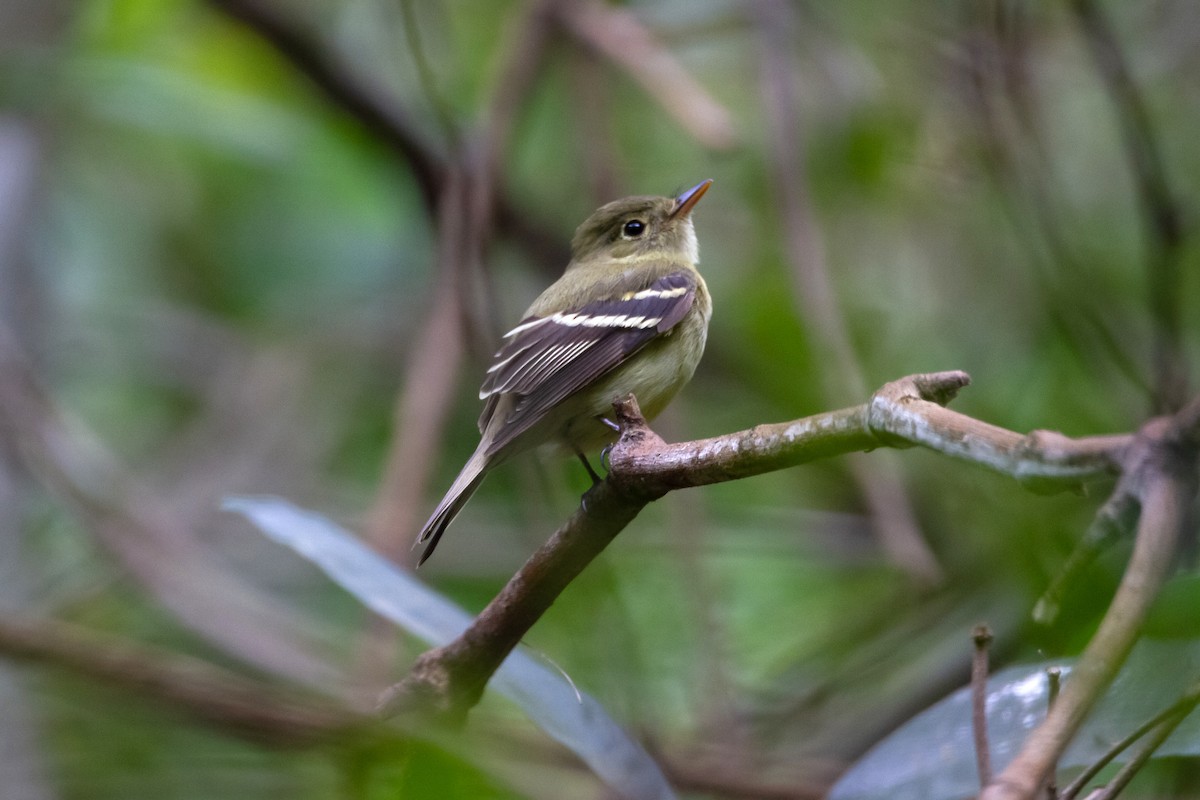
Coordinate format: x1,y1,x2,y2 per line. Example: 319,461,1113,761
568,179,712,267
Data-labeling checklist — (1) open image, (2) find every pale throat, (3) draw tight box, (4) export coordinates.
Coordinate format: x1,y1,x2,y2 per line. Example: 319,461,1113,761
680,222,699,265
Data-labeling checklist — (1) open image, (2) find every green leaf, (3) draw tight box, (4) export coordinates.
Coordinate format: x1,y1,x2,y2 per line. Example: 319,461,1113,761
830,638,1200,800
224,495,677,800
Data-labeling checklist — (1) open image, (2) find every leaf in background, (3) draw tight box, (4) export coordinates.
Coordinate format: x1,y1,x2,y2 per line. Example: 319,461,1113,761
830,638,1200,800
223,495,677,800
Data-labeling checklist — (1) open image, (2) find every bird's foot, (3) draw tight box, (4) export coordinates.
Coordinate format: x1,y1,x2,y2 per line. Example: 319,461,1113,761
580,480,605,514
575,448,604,487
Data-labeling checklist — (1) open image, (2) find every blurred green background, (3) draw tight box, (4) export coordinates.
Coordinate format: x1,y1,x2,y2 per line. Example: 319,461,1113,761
0,0,1198,797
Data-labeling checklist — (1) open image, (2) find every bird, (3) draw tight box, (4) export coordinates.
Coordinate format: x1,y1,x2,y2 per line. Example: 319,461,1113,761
415,179,713,565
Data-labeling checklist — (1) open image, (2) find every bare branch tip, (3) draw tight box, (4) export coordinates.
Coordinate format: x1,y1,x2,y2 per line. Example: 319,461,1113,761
972,624,994,648
1170,392,1200,443
611,393,646,428
913,370,972,406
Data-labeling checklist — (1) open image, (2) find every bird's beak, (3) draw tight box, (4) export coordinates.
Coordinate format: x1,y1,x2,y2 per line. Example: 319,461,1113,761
670,179,713,219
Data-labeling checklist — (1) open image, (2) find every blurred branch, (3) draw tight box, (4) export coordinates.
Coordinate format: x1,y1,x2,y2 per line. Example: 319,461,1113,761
1069,0,1189,412
365,171,470,565
361,2,561,689
556,1,737,151
1062,673,1200,798
1082,705,1187,800
204,0,568,269
568,51,623,202
205,0,443,212
0,614,365,746
0,119,43,353
380,371,1128,722
0,117,56,800
0,326,339,688
477,0,560,173
458,0,561,351
398,0,459,147
367,0,559,562
981,400,1200,800
963,6,1153,402
1032,486,1140,624
752,0,943,586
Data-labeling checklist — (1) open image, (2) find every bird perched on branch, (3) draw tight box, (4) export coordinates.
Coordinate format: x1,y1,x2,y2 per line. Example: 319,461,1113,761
416,179,714,565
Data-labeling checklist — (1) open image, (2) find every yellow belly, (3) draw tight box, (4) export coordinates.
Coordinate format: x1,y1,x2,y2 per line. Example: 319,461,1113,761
484,273,711,462
555,290,710,451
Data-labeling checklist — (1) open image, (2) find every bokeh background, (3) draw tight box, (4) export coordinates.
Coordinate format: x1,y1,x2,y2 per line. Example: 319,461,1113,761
1,0,1198,797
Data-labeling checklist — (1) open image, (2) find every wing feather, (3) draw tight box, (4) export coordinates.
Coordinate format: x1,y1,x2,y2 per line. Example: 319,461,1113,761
478,270,696,454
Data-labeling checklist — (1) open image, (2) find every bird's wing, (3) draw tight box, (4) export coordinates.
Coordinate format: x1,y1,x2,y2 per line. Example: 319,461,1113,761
477,270,697,454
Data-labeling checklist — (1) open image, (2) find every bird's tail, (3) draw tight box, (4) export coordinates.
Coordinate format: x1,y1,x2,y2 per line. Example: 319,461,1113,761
415,450,489,567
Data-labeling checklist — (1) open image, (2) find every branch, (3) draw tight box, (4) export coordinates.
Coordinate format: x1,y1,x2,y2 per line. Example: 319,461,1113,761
366,170,472,564
555,1,737,151
205,0,444,213
0,614,364,746
1082,704,1189,800
1069,0,1189,411
204,0,569,269
962,7,1153,402
980,402,1200,800
0,325,338,687
1061,675,1200,799
614,371,1125,492
358,3,563,691
973,625,995,787
752,0,941,584
380,371,1127,722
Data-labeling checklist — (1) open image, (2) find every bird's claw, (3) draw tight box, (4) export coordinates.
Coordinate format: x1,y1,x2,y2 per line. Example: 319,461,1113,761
600,444,613,472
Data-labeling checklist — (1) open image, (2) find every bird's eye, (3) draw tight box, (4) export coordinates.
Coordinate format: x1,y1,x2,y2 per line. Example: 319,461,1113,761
622,219,646,238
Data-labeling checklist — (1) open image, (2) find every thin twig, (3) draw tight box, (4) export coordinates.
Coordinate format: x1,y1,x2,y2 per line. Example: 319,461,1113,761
973,624,995,787
365,0,561,563
1033,492,1140,625
0,614,364,745
398,0,459,146
752,0,943,585
204,0,568,270
963,7,1153,402
610,371,1123,493
457,0,562,356
1069,0,1189,412
0,325,338,688
1084,704,1191,800
365,168,471,564
555,1,737,151
1061,679,1200,799
1047,667,1062,800
205,0,444,213
980,409,1200,799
